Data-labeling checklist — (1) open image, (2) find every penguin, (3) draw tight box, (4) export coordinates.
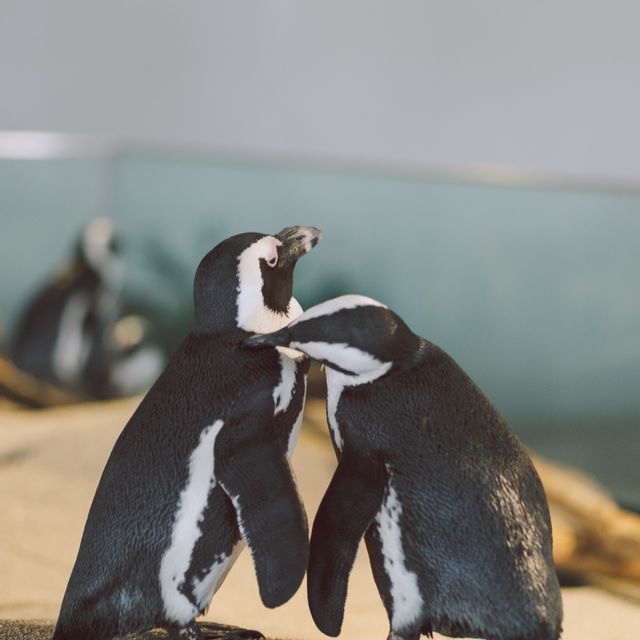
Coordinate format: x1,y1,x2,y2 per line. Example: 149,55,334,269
97,314,166,399
10,217,124,397
243,294,563,640
52,226,323,640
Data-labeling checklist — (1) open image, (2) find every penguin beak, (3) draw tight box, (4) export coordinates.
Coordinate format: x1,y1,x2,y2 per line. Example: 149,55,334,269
275,226,323,266
243,329,291,349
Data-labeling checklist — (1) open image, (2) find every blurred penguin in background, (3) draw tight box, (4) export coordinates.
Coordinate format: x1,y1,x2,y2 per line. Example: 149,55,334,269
10,217,164,400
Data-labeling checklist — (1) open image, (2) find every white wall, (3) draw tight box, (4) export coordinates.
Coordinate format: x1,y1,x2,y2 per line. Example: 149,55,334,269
1,0,640,181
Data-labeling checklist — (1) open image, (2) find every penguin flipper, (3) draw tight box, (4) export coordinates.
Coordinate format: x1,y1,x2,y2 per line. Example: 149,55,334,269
214,418,308,609
307,448,387,637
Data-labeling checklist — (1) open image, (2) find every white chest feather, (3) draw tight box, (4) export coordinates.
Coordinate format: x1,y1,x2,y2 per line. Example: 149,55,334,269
287,377,306,455
273,354,298,415
191,540,245,612
324,368,345,452
52,290,91,383
273,353,307,455
375,476,424,631
321,353,392,454
159,420,225,623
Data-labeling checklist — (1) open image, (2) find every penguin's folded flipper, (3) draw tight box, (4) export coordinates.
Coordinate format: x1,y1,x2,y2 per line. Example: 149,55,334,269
214,416,309,609
307,447,387,637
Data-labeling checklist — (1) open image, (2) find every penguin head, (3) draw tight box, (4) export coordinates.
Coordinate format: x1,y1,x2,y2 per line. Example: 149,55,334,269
243,294,422,384
75,217,124,287
193,226,323,334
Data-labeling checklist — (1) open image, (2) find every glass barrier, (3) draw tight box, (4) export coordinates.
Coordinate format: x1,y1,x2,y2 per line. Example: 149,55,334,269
1,146,639,506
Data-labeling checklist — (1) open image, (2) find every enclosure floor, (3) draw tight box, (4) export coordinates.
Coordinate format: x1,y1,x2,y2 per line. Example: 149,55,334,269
0,620,276,640
1,397,639,640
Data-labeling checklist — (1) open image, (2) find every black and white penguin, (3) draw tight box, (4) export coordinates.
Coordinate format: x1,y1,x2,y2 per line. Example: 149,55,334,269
10,217,124,396
52,226,323,640
244,295,563,640
99,314,166,399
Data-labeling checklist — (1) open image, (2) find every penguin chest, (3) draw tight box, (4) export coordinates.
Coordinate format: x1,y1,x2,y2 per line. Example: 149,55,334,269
373,474,424,631
273,353,307,455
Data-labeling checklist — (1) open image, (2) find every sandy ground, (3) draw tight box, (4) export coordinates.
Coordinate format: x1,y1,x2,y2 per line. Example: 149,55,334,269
1,397,639,640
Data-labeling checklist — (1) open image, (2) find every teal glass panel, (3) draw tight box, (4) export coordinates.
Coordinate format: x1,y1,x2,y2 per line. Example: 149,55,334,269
1,150,638,506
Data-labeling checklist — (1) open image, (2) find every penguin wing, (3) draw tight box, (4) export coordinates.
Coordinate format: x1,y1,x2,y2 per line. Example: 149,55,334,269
214,415,309,608
307,446,387,636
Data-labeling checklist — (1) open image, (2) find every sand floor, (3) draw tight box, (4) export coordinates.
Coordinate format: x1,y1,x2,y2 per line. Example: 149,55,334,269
1,397,639,639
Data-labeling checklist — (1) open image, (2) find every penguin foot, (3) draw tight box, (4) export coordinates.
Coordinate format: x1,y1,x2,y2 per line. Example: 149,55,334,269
195,622,264,640
387,631,420,640
168,622,205,640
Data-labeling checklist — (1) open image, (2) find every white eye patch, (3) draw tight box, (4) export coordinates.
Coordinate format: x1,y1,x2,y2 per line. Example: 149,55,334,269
264,237,281,267
236,236,293,332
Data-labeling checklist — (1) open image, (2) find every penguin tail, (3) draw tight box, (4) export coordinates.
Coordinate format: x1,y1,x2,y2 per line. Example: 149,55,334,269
51,600,119,640
50,624,80,640
51,619,104,640
242,328,291,349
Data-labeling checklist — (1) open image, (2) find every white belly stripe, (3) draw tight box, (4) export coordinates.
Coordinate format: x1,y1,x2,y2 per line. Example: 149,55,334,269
52,291,91,383
375,475,424,631
159,420,224,622
191,540,245,612
325,369,345,452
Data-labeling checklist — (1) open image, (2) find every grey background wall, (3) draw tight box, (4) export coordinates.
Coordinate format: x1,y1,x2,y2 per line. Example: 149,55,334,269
1,1,639,182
